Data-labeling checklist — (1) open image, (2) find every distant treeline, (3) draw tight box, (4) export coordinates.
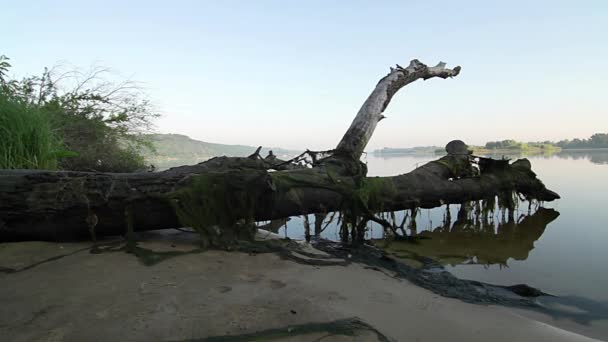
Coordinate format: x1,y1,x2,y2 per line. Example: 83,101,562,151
482,140,558,151
555,133,608,149
374,133,608,155
485,133,608,150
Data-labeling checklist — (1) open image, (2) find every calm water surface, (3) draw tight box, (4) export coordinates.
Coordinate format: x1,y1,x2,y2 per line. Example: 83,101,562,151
276,150,608,326
160,150,608,337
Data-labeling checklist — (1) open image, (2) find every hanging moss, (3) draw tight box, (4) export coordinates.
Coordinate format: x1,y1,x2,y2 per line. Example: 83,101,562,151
457,202,470,221
166,170,267,248
442,204,452,230
497,191,516,211
271,164,390,245
265,157,395,245
345,177,400,244
481,196,496,225
473,200,482,224
356,177,392,208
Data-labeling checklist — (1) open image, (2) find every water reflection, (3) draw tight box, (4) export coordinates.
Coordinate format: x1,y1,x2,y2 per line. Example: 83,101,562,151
378,208,560,267
557,150,608,165
265,207,560,269
481,150,608,165
372,149,608,165
538,295,608,325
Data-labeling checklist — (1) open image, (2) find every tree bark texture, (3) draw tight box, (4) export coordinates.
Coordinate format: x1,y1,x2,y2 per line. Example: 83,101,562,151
0,60,559,243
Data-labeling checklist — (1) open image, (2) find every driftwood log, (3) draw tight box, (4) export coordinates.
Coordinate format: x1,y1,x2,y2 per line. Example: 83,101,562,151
0,60,559,244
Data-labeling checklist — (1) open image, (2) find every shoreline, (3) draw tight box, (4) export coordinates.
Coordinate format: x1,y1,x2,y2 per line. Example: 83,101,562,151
1,231,606,341
372,147,608,156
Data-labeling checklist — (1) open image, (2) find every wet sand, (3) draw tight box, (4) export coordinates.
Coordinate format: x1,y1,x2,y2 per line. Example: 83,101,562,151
0,235,604,341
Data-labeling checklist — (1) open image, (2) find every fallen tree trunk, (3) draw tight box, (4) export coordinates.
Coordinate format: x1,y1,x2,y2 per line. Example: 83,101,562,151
0,60,559,244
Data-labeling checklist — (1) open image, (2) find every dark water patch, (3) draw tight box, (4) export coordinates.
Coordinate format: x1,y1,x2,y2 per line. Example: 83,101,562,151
536,296,608,325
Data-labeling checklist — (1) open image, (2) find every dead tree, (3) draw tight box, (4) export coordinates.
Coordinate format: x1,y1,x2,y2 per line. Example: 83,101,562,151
0,60,559,245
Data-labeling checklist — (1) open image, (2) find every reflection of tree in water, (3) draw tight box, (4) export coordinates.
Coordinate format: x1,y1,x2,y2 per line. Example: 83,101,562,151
260,208,608,328
556,150,608,165
379,208,560,267
258,212,336,240
260,206,560,269
475,150,608,165
589,152,608,164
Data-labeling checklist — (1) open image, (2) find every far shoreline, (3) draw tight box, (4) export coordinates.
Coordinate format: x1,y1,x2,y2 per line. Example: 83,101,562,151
371,147,608,156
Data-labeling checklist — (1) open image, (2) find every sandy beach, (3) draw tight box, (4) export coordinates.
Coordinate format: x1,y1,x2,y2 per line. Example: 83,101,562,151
0,232,605,342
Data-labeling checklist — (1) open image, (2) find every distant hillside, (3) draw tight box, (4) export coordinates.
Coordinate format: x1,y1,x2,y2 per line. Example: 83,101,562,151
143,134,299,169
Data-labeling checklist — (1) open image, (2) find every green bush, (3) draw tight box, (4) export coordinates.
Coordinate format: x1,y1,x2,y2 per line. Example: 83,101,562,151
0,55,157,172
0,93,65,169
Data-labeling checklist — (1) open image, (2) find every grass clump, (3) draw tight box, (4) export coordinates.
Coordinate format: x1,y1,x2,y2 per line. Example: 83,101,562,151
0,93,65,169
0,54,157,172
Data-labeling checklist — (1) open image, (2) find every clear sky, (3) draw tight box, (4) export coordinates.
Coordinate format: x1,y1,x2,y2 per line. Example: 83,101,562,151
2,0,607,150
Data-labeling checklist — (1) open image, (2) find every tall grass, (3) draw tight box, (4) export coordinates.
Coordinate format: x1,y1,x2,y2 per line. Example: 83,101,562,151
0,93,63,169
1,55,157,172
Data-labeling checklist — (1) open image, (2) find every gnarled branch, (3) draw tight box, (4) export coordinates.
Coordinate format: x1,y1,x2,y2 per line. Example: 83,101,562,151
336,60,461,158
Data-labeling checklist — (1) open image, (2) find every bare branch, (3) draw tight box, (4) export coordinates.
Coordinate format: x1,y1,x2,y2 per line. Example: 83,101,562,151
336,59,461,158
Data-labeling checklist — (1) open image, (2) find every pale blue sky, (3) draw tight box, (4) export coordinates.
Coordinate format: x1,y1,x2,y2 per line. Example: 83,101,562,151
2,0,607,150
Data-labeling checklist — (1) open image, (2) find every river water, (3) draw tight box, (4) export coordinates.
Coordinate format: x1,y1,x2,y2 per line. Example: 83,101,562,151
274,150,608,336
160,150,608,337
366,150,608,302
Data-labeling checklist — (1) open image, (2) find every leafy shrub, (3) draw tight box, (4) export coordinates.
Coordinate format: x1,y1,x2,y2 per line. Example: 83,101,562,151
0,92,65,169
0,55,158,172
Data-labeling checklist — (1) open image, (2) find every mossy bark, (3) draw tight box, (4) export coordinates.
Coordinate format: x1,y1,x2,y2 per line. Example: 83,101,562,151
0,60,559,244
0,149,558,243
